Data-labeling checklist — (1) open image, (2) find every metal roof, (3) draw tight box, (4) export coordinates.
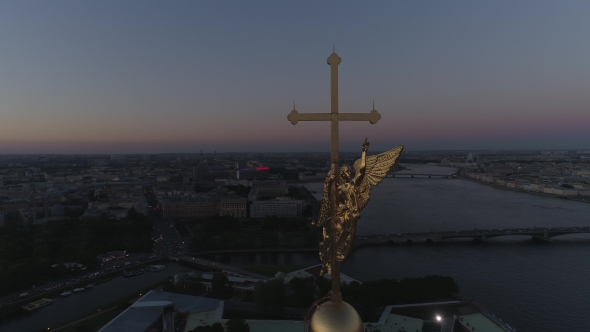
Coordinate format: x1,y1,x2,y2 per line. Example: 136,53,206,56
138,290,221,312
458,313,507,332
98,291,221,332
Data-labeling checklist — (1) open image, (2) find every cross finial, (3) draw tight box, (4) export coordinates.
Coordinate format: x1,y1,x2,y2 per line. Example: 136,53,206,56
286,52,382,306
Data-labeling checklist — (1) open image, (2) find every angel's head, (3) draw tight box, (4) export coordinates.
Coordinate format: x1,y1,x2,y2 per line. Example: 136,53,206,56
340,164,352,182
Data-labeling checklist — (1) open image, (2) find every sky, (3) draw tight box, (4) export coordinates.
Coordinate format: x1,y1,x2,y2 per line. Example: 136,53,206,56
1,1,589,154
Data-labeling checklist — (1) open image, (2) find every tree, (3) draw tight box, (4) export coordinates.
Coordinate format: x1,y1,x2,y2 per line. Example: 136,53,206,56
212,273,231,296
315,275,331,297
302,204,312,218
268,278,285,314
191,323,225,332
226,317,250,332
288,186,305,199
288,277,314,307
211,323,225,332
262,216,280,231
254,278,285,315
253,281,270,314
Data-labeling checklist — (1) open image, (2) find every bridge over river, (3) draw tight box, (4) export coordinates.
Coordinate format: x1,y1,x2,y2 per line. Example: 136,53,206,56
168,255,270,280
355,226,590,246
389,170,460,179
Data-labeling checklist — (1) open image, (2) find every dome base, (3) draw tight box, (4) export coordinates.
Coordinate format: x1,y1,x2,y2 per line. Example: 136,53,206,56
309,300,363,332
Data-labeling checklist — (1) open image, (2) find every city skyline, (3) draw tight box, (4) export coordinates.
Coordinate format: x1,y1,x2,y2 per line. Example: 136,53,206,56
1,1,590,153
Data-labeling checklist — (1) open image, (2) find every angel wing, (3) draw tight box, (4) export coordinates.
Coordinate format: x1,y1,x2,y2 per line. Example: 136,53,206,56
315,170,333,228
353,145,404,211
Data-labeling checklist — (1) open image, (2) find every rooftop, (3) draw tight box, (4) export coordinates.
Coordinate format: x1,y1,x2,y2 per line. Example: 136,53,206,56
98,291,221,332
368,314,423,332
458,313,508,332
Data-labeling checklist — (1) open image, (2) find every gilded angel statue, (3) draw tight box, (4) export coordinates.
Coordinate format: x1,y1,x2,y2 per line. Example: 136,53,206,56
315,139,403,275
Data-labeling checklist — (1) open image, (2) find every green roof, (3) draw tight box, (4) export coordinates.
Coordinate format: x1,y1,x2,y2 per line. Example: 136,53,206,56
185,311,304,332
184,309,218,332
458,313,506,332
367,314,423,332
246,319,305,332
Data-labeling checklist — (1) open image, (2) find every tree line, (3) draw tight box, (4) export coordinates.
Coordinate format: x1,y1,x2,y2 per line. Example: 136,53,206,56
189,216,318,252
253,275,458,322
0,208,152,296
160,271,458,324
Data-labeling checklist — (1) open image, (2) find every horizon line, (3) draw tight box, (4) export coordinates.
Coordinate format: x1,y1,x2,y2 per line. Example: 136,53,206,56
1,148,589,156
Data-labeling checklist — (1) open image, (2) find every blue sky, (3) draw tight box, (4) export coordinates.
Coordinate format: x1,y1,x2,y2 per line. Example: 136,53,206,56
1,1,589,153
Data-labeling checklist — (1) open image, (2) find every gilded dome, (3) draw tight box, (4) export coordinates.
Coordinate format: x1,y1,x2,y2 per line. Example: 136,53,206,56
310,300,363,332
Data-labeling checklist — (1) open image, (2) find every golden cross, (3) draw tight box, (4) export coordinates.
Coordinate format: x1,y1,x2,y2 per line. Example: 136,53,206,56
287,52,381,304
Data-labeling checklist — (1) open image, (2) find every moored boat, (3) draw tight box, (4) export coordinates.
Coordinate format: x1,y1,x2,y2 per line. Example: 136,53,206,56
149,265,166,272
123,269,145,278
22,298,53,311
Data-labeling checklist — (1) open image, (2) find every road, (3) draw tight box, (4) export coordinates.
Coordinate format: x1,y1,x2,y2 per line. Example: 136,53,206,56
0,262,190,332
146,189,187,256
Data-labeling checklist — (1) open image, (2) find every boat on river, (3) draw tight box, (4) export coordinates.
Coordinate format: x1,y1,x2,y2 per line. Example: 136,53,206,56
60,291,72,297
22,298,53,311
73,288,85,293
149,265,166,272
123,269,145,278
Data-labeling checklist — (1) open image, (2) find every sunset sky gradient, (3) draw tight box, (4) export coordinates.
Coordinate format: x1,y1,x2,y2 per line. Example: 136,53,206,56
1,1,589,153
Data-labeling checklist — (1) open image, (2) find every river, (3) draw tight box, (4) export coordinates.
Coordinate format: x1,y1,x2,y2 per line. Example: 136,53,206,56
0,263,191,332
205,165,590,332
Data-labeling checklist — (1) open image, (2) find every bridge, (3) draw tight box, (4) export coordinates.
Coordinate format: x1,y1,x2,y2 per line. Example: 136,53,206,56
389,171,460,179
168,255,269,280
355,226,590,246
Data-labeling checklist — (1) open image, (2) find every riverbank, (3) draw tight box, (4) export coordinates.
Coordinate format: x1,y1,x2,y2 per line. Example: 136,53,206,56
193,247,318,255
0,257,166,314
241,264,306,277
459,175,590,204
0,262,189,332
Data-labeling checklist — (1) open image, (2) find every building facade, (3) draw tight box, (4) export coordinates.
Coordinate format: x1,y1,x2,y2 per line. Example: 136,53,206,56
218,197,247,218
161,197,218,219
250,198,303,218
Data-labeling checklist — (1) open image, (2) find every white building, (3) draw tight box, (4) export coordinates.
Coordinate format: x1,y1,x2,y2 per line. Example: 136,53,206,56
250,198,303,218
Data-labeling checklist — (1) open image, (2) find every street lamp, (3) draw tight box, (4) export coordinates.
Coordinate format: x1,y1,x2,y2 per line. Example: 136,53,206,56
436,315,442,322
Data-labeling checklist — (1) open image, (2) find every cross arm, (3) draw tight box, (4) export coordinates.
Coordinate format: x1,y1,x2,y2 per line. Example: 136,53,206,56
288,109,381,125
287,110,331,125
338,110,381,124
